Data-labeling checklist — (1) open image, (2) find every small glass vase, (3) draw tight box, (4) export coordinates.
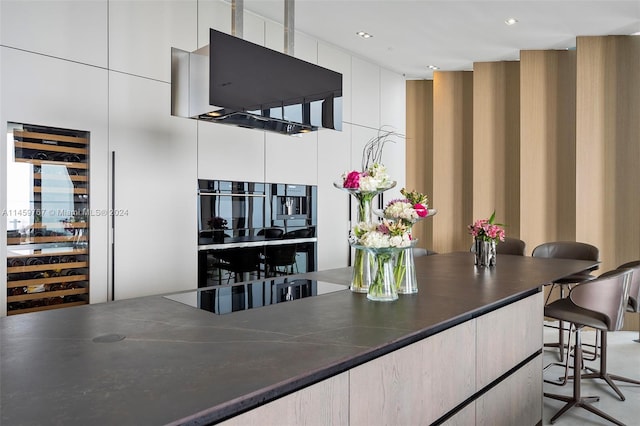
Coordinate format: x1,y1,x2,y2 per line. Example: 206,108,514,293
395,246,418,294
368,249,398,302
474,238,497,267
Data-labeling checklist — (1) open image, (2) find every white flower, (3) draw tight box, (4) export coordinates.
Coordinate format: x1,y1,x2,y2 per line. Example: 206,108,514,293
389,234,412,248
351,220,412,249
384,201,419,221
358,175,379,191
367,163,390,186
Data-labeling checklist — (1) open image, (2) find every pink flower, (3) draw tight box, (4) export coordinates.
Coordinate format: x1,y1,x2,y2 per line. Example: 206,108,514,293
467,212,506,242
414,203,428,217
377,223,390,234
343,171,361,189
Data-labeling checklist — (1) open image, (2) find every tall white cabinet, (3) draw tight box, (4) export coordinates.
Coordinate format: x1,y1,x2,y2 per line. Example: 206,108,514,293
0,0,406,316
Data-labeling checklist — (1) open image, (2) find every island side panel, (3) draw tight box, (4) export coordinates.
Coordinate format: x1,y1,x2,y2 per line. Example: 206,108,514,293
349,319,476,425
219,372,349,425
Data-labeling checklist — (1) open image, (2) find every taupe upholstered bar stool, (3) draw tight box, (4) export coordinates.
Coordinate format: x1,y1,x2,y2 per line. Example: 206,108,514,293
572,262,640,402
532,241,600,362
496,237,526,255
543,268,632,425
617,260,640,343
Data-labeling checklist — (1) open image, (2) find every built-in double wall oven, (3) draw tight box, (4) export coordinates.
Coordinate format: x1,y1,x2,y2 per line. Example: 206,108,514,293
197,179,317,288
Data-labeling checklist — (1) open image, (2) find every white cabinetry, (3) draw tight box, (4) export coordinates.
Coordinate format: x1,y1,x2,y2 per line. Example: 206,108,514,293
108,0,197,82
351,57,381,129
0,0,108,68
108,72,197,299
317,125,351,270
197,122,265,182
265,132,318,186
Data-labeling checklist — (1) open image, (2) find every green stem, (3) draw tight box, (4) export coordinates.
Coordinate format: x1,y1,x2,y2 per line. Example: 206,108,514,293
356,192,375,223
352,249,367,289
369,253,392,297
394,250,406,289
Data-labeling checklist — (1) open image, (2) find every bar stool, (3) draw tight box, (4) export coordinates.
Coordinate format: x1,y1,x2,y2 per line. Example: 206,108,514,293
543,267,632,425
617,260,640,343
575,262,640,401
496,237,526,255
532,241,600,361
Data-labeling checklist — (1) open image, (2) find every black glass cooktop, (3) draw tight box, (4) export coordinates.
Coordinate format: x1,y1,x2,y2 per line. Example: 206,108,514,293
164,278,347,315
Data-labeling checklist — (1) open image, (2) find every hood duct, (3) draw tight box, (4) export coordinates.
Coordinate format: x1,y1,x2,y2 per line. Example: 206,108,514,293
171,28,342,135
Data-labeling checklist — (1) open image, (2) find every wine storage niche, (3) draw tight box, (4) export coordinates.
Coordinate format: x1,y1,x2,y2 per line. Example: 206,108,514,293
5,123,90,315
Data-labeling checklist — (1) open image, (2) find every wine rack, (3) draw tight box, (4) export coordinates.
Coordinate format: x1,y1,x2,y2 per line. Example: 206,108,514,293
5,123,90,315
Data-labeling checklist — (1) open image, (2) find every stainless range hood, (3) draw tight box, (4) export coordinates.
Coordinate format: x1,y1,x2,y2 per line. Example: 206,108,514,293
171,29,342,135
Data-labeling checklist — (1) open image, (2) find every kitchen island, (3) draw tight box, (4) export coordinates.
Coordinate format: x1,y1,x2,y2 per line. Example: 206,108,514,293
0,252,597,425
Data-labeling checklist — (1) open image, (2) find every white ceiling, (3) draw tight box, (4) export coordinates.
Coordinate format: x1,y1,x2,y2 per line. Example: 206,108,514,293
242,0,640,79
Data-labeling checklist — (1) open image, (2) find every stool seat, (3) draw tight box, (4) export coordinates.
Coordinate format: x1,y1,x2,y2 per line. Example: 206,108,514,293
545,298,608,331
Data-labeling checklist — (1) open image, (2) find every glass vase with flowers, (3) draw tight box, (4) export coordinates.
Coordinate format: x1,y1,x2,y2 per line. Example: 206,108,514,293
467,211,505,267
381,188,436,293
350,219,413,301
334,127,402,292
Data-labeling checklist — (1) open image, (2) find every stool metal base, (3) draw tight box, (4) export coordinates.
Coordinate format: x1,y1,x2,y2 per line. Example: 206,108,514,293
544,327,626,426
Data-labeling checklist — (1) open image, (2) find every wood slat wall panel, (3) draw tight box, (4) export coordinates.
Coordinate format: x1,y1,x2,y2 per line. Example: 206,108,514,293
472,61,520,237
520,50,577,254
405,80,434,250
432,71,474,253
576,36,640,274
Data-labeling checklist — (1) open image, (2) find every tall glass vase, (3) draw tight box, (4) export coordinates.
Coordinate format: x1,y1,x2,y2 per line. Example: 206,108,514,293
351,192,375,292
334,181,396,293
394,246,418,294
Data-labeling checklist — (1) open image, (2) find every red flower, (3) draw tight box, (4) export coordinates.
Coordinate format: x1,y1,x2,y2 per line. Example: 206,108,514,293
413,203,428,217
343,171,361,189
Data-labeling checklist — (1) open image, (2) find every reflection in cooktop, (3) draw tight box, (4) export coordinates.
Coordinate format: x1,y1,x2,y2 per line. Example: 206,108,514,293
164,278,347,315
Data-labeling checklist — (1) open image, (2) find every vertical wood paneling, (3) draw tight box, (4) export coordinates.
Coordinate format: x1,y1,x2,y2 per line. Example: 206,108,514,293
349,319,476,425
220,372,349,425
476,355,543,426
432,71,474,253
520,50,577,254
476,292,543,389
472,61,520,236
406,80,434,250
576,36,640,274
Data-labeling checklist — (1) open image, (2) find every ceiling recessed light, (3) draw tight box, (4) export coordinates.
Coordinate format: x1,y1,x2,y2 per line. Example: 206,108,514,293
356,31,373,39
505,17,518,26
427,65,439,70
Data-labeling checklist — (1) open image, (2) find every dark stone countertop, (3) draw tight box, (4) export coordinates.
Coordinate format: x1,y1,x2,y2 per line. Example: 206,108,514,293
0,252,598,425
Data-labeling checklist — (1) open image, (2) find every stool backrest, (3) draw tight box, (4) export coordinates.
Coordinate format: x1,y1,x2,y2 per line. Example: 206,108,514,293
532,241,599,261
496,237,526,256
532,241,599,281
617,260,640,312
569,268,632,331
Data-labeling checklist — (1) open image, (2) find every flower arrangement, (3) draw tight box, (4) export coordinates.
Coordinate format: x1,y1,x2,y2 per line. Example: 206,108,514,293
383,188,429,224
467,211,505,243
208,216,228,230
350,220,412,248
342,163,392,192
339,127,403,192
